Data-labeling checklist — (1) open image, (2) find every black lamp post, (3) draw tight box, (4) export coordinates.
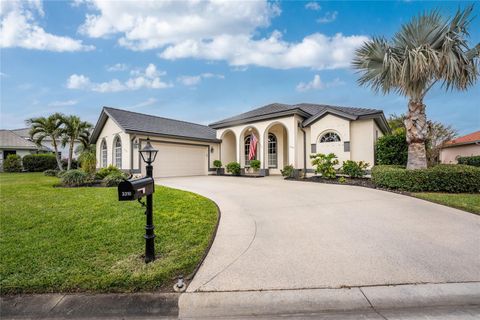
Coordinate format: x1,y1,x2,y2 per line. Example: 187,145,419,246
139,138,158,263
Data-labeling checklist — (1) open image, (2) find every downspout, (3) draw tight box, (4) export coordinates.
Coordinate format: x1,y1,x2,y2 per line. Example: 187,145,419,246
130,135,136,174
298,123,307,178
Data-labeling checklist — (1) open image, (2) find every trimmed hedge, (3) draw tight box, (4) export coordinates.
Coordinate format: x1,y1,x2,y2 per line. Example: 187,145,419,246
372,164,480,193
3,154,22,172
375,132,408,165
23,154,58,172
457,155,480,167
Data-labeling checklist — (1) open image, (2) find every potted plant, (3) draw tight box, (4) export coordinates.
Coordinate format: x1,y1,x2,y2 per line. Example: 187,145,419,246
250,160,261,173
213,160,224,175
226,162,241,176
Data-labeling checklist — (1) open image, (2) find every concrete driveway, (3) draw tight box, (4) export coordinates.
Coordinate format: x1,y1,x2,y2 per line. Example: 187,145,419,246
158,176,480,293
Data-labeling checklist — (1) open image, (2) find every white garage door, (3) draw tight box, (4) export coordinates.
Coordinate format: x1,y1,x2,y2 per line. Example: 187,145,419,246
151,142,208,178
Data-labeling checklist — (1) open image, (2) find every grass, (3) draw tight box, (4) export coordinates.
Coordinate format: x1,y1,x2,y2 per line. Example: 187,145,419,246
413,192,480,215
0,173,218,294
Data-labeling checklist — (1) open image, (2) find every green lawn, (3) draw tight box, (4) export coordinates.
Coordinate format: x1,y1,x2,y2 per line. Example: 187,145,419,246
0,173,218,294
413,192,480,215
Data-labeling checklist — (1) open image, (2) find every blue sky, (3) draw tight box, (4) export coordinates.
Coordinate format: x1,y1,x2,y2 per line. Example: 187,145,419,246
1,0,479,135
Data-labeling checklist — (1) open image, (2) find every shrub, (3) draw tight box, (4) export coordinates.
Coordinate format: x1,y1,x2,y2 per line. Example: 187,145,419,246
213,160,222,168
61,169,88,187
371,164,480,193
3,154,22,172
61,158,78,169
310,153,338,179
457,155,480,167
44,169,58,176
375,131,408,165
103,171,127,187
338,176,347,184
79,149,97,176
250,159,261,171
281,164,295,178
226,162,241,175
95,165,122,180
22,154,57,172
342,160,369,178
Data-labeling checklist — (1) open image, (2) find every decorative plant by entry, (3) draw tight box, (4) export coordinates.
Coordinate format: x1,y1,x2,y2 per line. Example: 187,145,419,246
226,161,241,176
310,153,339,179
281,164,295,178
213,160,222,174
341,160,369,178
250,160,261,171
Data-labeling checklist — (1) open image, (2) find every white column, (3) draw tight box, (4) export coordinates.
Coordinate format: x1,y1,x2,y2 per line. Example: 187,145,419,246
289,119,297,168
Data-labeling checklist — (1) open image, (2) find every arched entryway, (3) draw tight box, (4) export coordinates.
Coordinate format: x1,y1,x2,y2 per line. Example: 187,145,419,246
220,130,237,165
240,126,260,168
264,122,288,174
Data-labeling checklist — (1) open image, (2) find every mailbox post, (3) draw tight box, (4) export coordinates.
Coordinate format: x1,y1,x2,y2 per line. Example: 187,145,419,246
139,138,158,263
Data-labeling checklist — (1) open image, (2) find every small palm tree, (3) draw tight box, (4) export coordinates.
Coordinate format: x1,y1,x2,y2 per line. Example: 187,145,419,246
27,113,65,171
353,6,479,169
61,115,92,170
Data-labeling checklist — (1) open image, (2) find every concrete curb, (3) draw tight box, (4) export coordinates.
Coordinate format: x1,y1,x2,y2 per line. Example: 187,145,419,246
1,292,179,319
179,282,480,318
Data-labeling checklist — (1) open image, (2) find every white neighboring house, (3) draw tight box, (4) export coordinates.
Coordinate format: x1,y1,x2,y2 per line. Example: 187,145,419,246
91,103,390,178
0,130,42,171
11,128,82,161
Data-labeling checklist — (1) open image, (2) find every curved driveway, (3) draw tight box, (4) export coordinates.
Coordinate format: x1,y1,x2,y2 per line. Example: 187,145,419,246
157,176,480,293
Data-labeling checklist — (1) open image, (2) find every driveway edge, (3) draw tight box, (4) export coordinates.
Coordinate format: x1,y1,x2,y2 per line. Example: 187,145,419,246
179,282,480,318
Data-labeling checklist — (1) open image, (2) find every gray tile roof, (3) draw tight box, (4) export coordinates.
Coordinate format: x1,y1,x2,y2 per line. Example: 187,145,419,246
0,130,39,149
91,107,219,143
210,102,383,128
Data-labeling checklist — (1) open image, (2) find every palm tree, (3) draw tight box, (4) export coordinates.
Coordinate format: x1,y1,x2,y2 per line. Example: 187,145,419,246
61,115,92,170
26,113,65,171
353,6,479,169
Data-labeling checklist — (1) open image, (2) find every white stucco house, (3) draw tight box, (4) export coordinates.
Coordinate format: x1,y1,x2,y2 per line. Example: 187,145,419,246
0,130,42,171
90,103,389,178
440,130,480,164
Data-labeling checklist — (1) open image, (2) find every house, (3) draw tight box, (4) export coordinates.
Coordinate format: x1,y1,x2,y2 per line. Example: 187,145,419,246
440,130,480,164
91,103,389,178
11,128,82,160
0,130,41,171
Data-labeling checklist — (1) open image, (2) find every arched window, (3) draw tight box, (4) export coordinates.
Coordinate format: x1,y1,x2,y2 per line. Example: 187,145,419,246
320,132,341,143
268,133,277,168
114,136,122,168
101,139,107,168
244,135,252,166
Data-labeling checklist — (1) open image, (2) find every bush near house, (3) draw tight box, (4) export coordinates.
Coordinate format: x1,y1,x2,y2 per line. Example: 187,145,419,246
226,162,241,175
375,131,408,165
95,165,123,180
341,160,369,178
61,158,78,170
281,164,295,178
22,154,58,172
213,160,222,168
43,169,58,177
250,160,261,171
3,154,22,172
371,164,480,193
310,153,338,179
103,171,128,187
457,155,480,167
61,169,89,187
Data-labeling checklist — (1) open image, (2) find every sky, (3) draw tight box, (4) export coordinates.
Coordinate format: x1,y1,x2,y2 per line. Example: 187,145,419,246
1,0,479,135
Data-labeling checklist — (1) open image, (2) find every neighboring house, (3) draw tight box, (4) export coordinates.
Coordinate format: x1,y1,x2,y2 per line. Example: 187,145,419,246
91,103,389,178
0,130,40,171
11,128,82,160
440,130,480,164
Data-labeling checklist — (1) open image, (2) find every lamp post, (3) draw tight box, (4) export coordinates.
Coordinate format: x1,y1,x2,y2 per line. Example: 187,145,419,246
139,138,158,263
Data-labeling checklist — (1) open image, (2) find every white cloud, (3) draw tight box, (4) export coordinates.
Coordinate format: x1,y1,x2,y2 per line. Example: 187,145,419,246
0,0,94,52
177,73,224,86
296,74,345,92
78,0,280,50
128,98,157,109
305,2,321,11
106,63,128,72
48,99,78,107
317,11,338,24
66,64,172,93
161,32,368,70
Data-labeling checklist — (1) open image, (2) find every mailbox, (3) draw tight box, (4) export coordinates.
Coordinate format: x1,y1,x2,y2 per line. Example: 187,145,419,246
118,177,154,201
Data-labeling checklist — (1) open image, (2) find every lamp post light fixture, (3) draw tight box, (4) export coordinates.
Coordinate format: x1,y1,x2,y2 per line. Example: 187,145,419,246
139,138,158,263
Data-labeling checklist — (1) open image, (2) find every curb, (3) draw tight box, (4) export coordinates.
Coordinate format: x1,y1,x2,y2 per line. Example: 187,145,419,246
178,282,480,318
1,292,179,319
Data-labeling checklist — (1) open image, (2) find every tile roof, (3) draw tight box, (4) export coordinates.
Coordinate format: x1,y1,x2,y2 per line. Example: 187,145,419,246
443,130,480,147
91,107,219,143
0,130,39,149
209,102,383,128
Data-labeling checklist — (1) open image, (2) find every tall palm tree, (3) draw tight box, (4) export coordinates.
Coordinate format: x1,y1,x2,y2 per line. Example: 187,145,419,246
61,115,92,170
26,113,65,171
353,6,479,169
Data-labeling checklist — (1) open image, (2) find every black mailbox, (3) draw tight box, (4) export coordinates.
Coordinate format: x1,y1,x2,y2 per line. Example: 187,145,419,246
118,177,154,201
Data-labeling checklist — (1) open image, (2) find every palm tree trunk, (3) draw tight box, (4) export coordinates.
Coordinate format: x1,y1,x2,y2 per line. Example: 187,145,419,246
405,99,428,169
68,139,74,170
52,140,63,171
